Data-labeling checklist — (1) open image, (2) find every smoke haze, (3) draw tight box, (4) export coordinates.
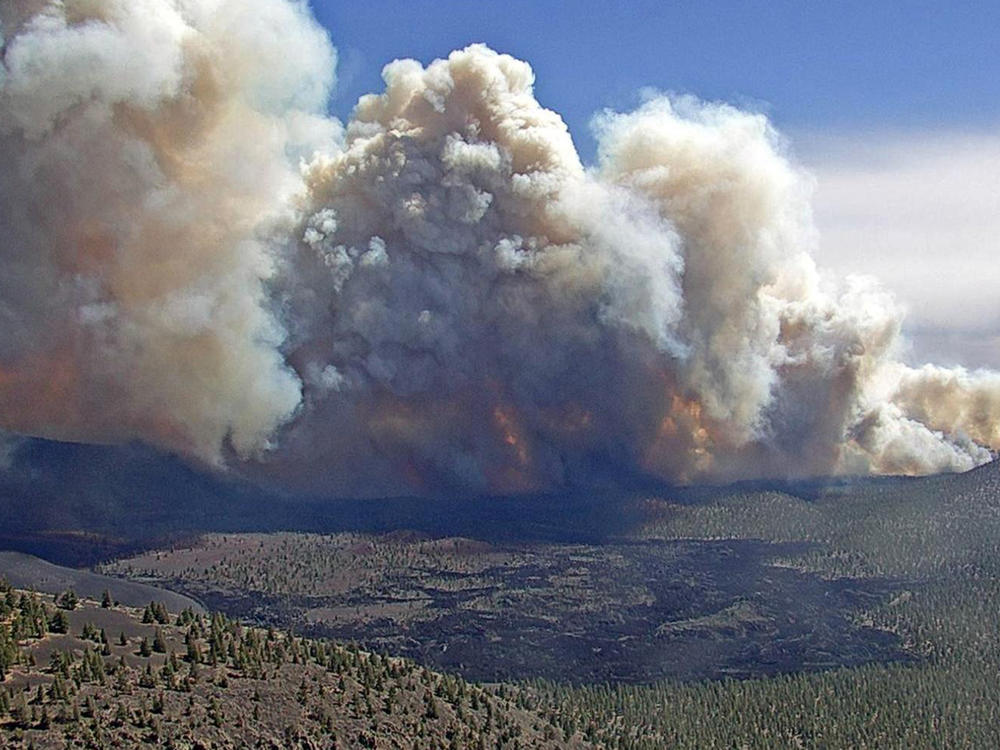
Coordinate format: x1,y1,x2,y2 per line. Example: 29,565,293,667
802,131,1000,370
2,0,998,496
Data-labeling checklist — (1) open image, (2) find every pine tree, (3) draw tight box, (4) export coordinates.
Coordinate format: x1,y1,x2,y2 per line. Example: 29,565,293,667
48,609,70,634
56,588,78,611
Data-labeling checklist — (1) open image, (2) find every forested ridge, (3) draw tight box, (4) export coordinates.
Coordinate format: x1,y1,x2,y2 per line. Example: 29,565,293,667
6,463,1000,747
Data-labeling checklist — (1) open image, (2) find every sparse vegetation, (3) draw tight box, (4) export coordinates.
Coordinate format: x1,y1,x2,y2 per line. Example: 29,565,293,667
0,584,581,748
14,462,1000,746
98,528,903,684
519,462,1000,747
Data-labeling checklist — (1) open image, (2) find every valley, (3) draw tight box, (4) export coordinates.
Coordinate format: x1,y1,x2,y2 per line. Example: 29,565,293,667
4,440,1000,747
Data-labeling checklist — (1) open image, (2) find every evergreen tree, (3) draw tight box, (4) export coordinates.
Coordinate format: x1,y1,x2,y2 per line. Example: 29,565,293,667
56,589,78,611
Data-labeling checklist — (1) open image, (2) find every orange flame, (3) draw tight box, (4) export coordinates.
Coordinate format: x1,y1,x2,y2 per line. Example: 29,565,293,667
643,392,715,482
492,404,529,466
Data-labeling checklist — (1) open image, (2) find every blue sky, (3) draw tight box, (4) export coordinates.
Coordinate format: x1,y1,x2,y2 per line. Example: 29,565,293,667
310,0,1000,368
313,0,1000,162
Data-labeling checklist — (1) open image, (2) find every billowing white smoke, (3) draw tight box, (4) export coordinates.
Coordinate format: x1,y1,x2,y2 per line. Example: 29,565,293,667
2,1,998,495
0,0,335,461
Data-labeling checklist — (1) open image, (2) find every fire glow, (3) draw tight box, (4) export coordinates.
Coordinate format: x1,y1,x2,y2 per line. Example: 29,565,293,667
2,1,999,496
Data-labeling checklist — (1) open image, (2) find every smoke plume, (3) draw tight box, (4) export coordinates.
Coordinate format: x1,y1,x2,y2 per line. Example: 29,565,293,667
0,0,335,461
2,1,998,495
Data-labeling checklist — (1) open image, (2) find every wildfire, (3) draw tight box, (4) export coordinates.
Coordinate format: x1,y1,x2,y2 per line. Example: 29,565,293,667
541,402,593,436
0,348,83,438
492,404,529,466
642,392,715,482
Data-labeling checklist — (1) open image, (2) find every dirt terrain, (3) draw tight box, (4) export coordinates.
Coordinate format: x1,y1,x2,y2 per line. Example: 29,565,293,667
101,531,909,683
0,552,203,613
0,584,583,749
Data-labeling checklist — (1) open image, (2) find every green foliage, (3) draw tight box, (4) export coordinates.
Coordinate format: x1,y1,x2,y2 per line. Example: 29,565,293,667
56,588,78,611
523,466,1000,748
152,628,167,654
0,624,17,680
0,590,570,747
48,608,70,634
11,466,1000,747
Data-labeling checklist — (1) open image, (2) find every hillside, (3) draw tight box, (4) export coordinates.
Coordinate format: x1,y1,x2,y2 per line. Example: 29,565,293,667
530,459,1000,748
6,437,1000,747
97,530,907,684
0,552,203,613
88,459,1000,747
0,583,583,749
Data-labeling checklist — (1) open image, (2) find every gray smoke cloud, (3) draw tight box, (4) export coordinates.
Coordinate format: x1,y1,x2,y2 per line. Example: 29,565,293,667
2,1,998,496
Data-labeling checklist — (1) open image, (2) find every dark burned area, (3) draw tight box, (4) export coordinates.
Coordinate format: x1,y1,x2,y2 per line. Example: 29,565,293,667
0,437,936,686
148,538,910,685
